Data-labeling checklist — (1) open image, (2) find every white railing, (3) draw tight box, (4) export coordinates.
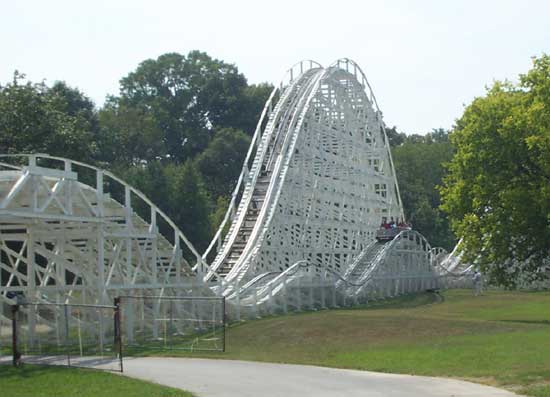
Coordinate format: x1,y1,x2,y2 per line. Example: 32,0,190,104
223,70,326,284
0,154,208,274
202,61,323,280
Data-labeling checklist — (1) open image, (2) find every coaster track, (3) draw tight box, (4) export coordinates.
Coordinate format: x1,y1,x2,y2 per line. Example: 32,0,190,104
0,60,467,326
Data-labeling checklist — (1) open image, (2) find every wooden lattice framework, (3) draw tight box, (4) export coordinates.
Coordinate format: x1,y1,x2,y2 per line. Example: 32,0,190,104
0,60,465,326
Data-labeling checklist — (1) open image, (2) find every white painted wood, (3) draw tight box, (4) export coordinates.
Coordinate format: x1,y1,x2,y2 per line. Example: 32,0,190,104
0,60,468,327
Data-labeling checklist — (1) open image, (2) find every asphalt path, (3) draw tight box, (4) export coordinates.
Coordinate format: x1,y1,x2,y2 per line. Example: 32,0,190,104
120,357,520,397
0,355,520,396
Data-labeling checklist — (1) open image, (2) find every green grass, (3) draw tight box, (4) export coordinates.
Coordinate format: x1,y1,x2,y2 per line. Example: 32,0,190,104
0,364,193,397
6,290,550,396
139,289,550,395
521,385,550,397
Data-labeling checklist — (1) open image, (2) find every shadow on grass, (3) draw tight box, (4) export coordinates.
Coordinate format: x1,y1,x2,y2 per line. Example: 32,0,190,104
497,319,550,326
356,291,443,311
0,363,69,380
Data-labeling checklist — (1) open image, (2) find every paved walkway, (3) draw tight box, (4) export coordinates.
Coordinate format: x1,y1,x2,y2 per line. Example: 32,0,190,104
0,355,520,396
121,357,520,397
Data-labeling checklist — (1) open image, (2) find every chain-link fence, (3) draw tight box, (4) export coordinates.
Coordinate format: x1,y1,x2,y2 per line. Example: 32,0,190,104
5,295,225,370
11,302,122,372
0,302,13,360
119,295,225,353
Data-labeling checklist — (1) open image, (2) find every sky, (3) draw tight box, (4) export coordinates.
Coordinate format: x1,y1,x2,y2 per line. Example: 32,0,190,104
1,0,549,135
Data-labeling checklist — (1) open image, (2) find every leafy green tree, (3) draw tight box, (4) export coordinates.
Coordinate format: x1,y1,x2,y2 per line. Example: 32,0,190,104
114,160,170,214
0,72,100,162
115,160,212,251
49,81,100,134
429,128,450,143
237,83,274,135
100,51,273,248
165,162,212,251
195,128,251,199
392,131,455,249
440,54,550,287
113,51,255,162
385,125,406,146
209,195,230,238
98,99,165,165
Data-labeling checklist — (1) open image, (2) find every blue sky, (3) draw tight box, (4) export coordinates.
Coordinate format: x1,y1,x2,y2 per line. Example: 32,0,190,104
2,0,549,134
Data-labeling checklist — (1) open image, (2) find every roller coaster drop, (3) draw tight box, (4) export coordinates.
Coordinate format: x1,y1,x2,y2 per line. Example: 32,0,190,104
0,59,470,328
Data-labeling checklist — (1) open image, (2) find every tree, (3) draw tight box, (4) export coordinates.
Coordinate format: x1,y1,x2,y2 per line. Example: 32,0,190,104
165,162,212,251
115,160,212,251
98,98,165,165
195,128,251,200
392,131,455,249
0,73,100,162
440,54,550,287
113,51,258,163
385,125,406,146
114,160,170,216
237,83,274,136
209,195,230,240
99,51,273,248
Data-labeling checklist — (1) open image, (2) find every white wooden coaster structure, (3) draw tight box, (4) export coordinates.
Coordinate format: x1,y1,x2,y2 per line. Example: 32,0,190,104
204,59,405,287
0,60,466,331
0,154,212,342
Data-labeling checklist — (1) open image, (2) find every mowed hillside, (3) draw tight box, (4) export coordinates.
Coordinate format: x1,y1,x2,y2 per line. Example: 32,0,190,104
180,290,550,396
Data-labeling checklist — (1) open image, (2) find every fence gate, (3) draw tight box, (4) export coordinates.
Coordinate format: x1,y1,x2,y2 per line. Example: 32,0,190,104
119,295,225,353
11,302,122,372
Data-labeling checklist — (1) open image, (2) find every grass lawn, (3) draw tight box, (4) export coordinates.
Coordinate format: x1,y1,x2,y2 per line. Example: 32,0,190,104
0,364,194,397
135,289,550,396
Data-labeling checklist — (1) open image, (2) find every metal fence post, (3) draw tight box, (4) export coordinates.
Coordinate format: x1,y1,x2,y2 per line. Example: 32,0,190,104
114,297,123,373
296,277,302,311
169,300,174,348
253,288,259,318
12,304,20,367
268,282,274,315
332,277,337,308
282,274,288,314
309,277,314,309
235,280,241,322
222,297,226,353
320,271,326,309
64,304,71,367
